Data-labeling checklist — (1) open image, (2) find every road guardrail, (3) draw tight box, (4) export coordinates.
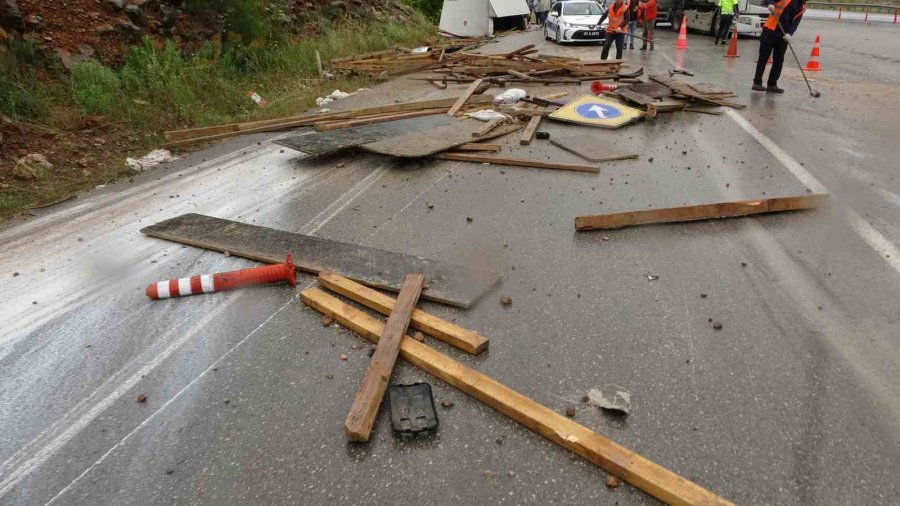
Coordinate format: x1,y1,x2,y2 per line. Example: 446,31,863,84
807,1,900,22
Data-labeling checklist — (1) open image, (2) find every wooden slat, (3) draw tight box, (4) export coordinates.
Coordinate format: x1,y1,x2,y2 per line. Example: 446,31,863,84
313,108,446,131
448,78,485,117
437,152,599,173
454,143,501,152
317,272,488,355
519,115,542,145
472,117,504,138
301,287,735,506
344,274,424,442
575,194,830,231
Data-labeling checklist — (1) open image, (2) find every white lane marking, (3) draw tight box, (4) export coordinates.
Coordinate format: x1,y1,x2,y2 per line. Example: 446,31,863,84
43,297,295,505
0,307,223,497
299,165,388,236
724,109,900,275
0,161,388,499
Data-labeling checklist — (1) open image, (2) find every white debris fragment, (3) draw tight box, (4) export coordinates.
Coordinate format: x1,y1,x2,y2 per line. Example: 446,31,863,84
126,149,177,171
492,88,527,106
466,109,508,122
588,385,631,415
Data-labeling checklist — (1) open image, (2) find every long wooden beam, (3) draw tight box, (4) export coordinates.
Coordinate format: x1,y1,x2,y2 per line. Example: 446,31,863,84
164,96,494,145
317,272,488,355
301,287,734,506
519,115,542,145
575,194,830,231
344,274,424,442
437,152,599,173
313,108,446,131
448,78,485,117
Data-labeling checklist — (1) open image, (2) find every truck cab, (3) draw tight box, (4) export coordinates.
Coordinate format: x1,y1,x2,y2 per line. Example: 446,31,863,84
655,0,768,37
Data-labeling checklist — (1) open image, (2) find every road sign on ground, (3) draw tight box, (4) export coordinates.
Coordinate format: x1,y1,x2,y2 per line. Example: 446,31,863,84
549,94,643,128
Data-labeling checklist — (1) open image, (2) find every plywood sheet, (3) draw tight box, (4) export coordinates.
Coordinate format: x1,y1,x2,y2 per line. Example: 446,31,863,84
140,213,501,308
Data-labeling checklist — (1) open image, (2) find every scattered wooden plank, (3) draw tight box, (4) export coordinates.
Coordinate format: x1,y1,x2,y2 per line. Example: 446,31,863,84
164,96,493,146
318,272,489,355
301,287,735,506
454,143,502,152
616,87,657,106
519,115,542,145
140,213,500,308
447,78,485,117
646,100,686,119
574,194,830,231
344,274,424,442
437,152,599,173
428,79,448,90
649,75,746,110
472,117,504,138
313,108,446,131
549,136,639,163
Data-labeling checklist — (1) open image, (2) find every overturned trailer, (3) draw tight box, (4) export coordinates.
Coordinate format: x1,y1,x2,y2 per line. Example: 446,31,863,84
439,0,530,37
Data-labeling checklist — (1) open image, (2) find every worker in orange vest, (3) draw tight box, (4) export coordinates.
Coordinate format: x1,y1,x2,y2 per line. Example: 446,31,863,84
753,0,806,93
639,0,657,50
599,0,629,60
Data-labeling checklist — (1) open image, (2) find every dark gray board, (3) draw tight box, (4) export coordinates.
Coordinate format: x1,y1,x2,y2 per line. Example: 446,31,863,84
140,213,501,308
274,114,459,157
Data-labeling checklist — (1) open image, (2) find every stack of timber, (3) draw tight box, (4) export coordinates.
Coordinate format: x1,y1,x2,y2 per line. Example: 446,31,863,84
608,77,744,118
329,37,495,77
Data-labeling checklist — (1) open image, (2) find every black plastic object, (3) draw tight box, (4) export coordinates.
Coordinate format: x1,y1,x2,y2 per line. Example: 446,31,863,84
535,131,550,140
388,382,439,436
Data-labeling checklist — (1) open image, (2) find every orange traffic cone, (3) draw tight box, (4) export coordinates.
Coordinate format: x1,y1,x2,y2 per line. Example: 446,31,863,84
804,34,822,71
675,15,688,49
724,27,739,57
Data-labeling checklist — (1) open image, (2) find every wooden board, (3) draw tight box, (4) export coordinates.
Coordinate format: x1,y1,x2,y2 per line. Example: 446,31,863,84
454,143,502,152
629,82,672,99
437,152,599,173
472,117,504,138
649,75,747,110
317,272,488,354
359,122,522,158
548,135,639,163
519,115,542,145
575,194,829,231
140,213,500,308
301,287,735,506
615,87,657,106
448,78,485,117
344,274,424,442
276,114,457,157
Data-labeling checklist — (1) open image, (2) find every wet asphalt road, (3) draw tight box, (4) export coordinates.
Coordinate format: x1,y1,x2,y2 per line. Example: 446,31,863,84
2,18,900,506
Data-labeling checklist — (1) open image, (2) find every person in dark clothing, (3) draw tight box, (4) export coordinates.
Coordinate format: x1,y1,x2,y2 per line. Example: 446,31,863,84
599,0,629,60
625,0,640,49
753,0,806,93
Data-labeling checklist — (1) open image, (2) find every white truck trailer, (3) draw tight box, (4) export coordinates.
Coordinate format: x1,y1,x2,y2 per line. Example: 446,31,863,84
656,0,769,37
439,0,531,37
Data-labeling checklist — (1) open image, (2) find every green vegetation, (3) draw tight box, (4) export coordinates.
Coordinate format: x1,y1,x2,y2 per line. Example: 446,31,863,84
402,0,444,22
0,13,436,219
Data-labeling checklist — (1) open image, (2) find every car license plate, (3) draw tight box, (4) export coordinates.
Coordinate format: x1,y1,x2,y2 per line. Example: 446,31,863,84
583,31,600,37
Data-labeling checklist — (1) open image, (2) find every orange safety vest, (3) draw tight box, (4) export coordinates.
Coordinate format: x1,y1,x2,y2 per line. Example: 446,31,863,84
763,0,792,30
606,3,627,32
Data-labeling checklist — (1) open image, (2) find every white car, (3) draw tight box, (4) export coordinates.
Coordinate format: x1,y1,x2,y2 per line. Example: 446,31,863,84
544,0,608,44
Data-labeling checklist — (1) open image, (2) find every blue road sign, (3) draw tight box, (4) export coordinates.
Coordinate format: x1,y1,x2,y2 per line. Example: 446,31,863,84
574,102,623,120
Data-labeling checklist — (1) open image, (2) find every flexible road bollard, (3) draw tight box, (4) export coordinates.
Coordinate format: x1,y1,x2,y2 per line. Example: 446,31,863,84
146,255,296,300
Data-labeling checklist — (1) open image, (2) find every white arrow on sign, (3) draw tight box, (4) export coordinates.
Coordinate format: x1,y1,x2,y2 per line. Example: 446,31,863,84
588,105,610,118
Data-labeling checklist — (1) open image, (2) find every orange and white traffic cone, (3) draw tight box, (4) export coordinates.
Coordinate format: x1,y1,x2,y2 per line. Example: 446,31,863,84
804,34,822,71
146,254,296,300
724,27,739,57
675,15,689,49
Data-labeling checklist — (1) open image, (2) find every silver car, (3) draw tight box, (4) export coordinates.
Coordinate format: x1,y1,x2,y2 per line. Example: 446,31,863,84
544,0,609,44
